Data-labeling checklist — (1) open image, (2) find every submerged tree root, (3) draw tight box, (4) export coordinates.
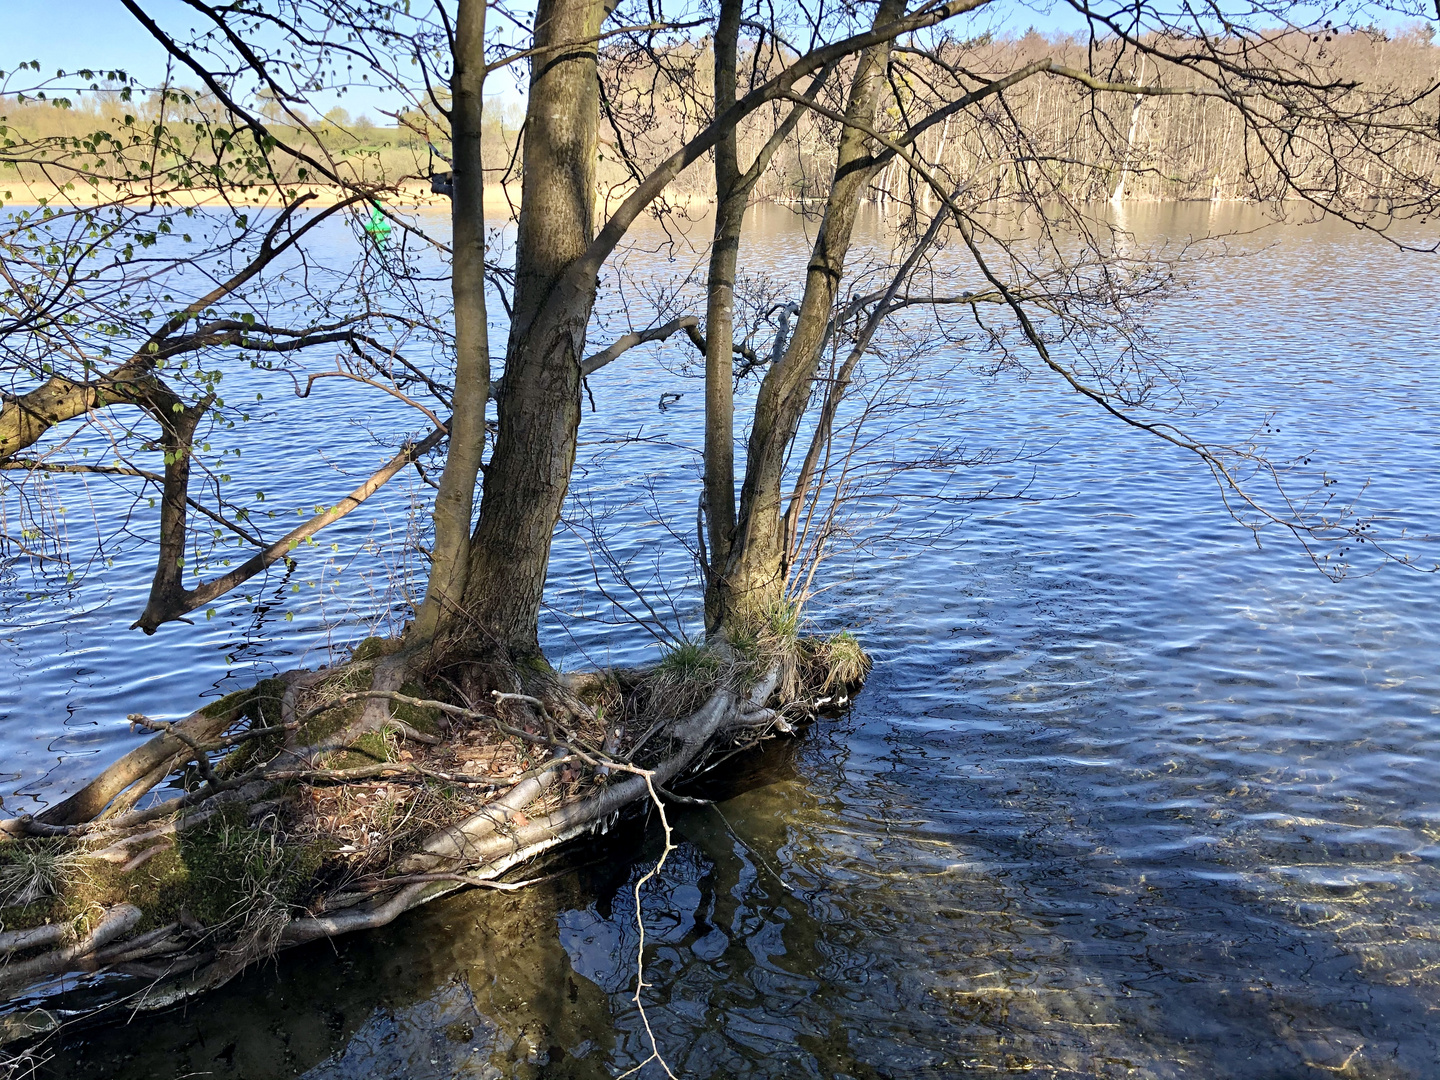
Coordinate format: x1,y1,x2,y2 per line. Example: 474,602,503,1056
0,633,865,1042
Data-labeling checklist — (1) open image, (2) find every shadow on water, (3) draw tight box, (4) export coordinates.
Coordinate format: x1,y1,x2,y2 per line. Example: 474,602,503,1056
46,836,625,1078
42,739,806,1079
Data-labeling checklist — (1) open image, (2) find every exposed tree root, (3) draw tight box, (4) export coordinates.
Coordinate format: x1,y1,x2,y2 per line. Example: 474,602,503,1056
0,632,865,1044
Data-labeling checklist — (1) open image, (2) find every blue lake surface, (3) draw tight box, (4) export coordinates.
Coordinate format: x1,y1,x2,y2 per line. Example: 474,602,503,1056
8,202,1440,1077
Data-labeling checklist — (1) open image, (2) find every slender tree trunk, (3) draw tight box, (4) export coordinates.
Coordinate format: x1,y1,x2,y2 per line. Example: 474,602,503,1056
721,0,904,627
459,0,608,660
415,0,490,641
780,204,953,574
702,0,744,633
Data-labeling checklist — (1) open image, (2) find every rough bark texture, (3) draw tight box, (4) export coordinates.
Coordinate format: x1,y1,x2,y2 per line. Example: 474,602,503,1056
457,0,609,659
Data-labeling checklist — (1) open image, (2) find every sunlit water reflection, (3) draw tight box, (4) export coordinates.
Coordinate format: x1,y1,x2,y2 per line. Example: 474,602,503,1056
9,204,1440,1077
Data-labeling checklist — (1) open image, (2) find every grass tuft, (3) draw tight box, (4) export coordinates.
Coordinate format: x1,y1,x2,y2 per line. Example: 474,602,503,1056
0,841,87,908
811,630,871,694
644,641,725,718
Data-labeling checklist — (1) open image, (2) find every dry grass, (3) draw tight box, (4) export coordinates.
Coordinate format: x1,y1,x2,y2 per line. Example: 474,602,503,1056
644,642,727,719
285,666,611,881
806,631,872,695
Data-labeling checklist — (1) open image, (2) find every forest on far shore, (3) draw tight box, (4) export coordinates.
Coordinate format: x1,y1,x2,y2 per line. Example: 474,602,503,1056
5,24,1438,207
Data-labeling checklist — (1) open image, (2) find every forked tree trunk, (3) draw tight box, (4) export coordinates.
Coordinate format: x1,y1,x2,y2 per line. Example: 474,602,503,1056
720,0,905,628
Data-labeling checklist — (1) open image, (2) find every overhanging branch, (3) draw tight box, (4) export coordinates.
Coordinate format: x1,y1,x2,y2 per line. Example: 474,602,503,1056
131,422,449,633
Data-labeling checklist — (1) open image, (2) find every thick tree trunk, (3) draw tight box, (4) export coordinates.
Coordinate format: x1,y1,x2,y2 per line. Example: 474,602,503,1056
723,0,904,627
456,0,609,660
414,0,491,641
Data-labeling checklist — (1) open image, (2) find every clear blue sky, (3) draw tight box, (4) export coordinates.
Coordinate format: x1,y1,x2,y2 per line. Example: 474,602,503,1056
3,0,401,115
7,1,190,81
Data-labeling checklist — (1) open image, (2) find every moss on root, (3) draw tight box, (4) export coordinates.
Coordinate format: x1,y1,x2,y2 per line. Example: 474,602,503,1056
326,729,395,771
196,686,256,720
0,805,332,939
217,678,291,777
351,636,402,664
393,681,442,736
293,701,362,748
292,663,374,746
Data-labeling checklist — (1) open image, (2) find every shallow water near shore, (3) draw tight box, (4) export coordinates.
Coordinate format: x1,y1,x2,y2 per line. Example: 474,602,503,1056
8,203,1440,1077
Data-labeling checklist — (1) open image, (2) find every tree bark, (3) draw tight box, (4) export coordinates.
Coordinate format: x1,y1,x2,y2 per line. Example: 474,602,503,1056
133,397,209,633
415,0,491,641
722,0,904,626
702,0,744,633
457,0,610,661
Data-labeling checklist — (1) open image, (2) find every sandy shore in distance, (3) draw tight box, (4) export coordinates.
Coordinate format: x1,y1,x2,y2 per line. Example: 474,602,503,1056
0,179,511,211
0,178,726,216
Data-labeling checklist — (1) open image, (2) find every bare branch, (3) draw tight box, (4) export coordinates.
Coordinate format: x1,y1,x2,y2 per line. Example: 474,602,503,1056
580,315,699,378
131,422,449,633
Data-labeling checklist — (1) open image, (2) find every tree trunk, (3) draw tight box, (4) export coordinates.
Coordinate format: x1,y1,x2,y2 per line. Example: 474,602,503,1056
702,0,744,633
722,0,904,628
414,0,491,642
133,399,209,633
456,0,609,661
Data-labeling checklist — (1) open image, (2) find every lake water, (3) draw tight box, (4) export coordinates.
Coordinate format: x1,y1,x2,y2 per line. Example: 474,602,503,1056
7,203,1440,1078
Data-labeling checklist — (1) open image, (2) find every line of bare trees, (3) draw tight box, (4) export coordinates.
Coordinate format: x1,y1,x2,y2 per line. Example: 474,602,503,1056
10,23,1436,208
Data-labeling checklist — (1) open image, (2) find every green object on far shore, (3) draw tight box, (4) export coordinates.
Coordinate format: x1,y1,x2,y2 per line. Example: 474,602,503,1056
364,202,391,252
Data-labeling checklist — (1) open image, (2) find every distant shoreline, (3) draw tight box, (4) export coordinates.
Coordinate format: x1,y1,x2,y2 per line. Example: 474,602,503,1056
0,179,512,211
4,178,1285,215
